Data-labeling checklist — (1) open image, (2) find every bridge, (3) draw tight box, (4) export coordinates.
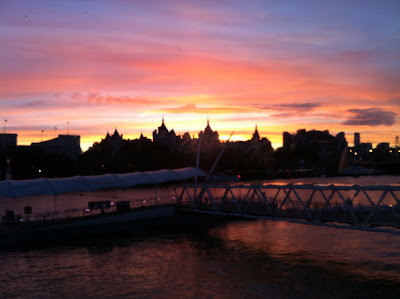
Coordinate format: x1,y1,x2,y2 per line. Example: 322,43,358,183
2,180,400,238
176,184,400,234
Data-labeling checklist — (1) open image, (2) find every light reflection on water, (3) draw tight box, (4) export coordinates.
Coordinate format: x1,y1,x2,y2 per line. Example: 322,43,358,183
1,219,400,298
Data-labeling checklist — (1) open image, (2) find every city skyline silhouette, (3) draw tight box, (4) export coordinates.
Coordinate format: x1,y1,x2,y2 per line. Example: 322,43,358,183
1,117,398,153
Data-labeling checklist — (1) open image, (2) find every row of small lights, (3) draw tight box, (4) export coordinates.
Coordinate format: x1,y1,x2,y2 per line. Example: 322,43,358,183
83,197,176,213
349,148,400,155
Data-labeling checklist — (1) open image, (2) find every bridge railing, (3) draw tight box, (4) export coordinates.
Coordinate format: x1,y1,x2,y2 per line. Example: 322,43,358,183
176,184,400,232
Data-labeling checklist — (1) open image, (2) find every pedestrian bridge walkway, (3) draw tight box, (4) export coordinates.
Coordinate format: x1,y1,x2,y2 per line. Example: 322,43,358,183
176,183,400,234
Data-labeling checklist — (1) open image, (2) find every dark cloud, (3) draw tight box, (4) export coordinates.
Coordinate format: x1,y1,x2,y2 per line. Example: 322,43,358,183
342,108,397,126
162,102,323,116
272,102,321,110
72,92,82,100
162,104,255,114
269,113,295,119
386,98,400,107
70,92,162,106
252,102,321,112
18,100,47,108
87,93,139,104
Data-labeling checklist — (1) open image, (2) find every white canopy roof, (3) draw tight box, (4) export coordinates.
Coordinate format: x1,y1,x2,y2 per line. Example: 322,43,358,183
0,167,206,198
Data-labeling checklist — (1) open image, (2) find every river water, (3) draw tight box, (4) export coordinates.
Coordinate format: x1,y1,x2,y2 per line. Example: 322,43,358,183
1,176,400,298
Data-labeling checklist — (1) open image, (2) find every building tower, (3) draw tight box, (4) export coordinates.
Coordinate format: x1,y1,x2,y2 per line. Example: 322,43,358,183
354,133,360,152
251,125,260,142
199,118,220,152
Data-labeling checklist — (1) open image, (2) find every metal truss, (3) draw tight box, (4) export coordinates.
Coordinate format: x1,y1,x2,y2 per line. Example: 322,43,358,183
177,184,400,234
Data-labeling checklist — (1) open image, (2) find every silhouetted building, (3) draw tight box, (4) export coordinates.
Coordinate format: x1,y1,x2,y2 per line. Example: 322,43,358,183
234,126,273,154
347,133,374,161
152,117,180,151
283,129,346,152
283,131,293,151
182,132,191,143
359,143,373,155
247,125,272,149
31,135,81,160
103,129,124,157
178,132,196,153
0,133,17,152
280,129,347,175
354,133,360,151
104,129,123,143
199,119,220,152
138,133,151,143
377,143,390,151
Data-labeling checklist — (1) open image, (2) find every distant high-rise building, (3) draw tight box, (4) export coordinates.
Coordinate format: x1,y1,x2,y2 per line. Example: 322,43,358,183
282,131,293,150
0,133,17,152
359,143,372,154
354,133,360,151
31,134,81,160
280,129,348,175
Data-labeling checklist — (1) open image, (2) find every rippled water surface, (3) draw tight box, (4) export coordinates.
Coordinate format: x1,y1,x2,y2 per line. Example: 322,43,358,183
1,219,400,298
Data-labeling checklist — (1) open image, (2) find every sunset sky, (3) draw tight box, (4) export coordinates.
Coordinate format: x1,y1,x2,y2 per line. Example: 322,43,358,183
1,0,399,151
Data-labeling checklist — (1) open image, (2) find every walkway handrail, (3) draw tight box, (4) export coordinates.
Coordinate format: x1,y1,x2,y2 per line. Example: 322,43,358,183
182,184,400,191
177,183,400,234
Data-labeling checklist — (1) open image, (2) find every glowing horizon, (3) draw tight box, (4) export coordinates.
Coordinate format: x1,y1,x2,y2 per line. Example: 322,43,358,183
6,118,395,153
1,1,399,152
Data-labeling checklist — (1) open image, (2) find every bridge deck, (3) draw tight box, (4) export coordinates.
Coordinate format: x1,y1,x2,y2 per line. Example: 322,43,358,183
177,184,400,234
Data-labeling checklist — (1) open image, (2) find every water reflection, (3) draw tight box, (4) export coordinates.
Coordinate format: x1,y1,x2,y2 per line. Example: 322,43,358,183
1,205,400,297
